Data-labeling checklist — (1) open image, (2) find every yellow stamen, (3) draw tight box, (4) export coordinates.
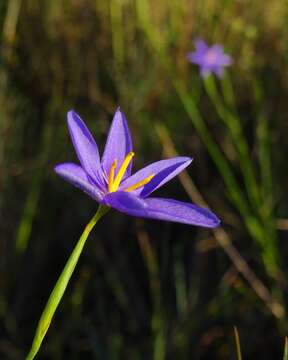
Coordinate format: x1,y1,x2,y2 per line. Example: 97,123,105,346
112,151,135,191
108,159,117,192
108,152,155,193
125,174,155,192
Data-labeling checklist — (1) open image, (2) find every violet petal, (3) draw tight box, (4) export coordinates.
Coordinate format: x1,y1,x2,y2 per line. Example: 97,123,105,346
119,157,192,197
101,108,133,179
104,191,220,227
54,163,103,202
67,110,101,182
195,39,209,53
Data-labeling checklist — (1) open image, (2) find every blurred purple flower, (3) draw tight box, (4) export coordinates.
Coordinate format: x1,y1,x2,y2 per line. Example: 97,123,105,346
187,39,232,78
55,109,220,227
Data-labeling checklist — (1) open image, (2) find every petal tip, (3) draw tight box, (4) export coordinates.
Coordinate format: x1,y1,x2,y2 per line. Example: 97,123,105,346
205,213,221,228
54,163,62,173
178,156,193,168
54,163,69,176
67,109,79,124
114,107,123,118
113,108,128,127
211,217,221,228
185,157,193,164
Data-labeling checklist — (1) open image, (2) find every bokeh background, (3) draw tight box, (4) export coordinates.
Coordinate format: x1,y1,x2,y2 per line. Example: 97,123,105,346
1,0,288,358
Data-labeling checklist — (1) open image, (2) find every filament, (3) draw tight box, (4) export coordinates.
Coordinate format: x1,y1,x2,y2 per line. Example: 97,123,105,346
112,152,134,191
125,174,155,192
108,159,117,192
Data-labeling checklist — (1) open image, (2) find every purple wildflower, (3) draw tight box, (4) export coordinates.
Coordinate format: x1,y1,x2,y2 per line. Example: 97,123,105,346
187,39,232,78
55,109,220,227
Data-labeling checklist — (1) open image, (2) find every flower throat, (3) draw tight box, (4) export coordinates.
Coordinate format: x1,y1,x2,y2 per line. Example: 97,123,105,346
108,151,154,193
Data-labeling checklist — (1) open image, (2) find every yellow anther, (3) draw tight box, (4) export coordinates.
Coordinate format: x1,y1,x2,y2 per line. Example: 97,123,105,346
112,152,135,191
108,159,117,192
125,174,155,192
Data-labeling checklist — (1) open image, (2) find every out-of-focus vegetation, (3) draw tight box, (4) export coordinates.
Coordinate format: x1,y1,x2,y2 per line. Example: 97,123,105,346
1,0,288,358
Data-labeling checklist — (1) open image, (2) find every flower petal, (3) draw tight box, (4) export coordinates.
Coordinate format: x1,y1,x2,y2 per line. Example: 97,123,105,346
195,39,209,53
210,44,224,54
187,39,209,64
119,157,192,197
101,108,133,178
67,110,101,181
144,197,220,227
54,163,103,202
219,54,232,66
210,46,232,67
187,52,203,64
103,191,220,227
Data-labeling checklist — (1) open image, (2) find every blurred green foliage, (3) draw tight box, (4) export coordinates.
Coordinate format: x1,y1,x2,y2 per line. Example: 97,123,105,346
1,0,288,358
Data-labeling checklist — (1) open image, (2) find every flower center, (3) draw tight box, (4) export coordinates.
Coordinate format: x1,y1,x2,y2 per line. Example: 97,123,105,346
205,49,217,65
108,151,155,193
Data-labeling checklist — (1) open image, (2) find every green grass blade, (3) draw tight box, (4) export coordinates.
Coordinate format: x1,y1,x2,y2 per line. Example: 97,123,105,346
233,326,243,360
283,337,288,360
253,78,273,201
173,79,250,217
15,107,56,253
25,205,109,360
110,0,124,66
204,75,261,209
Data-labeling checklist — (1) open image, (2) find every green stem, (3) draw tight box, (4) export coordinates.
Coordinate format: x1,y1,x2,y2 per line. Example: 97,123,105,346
204,75,261,210
26,205,109,360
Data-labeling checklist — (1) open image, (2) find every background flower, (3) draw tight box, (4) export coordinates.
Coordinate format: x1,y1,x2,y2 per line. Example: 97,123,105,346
187,39,232,77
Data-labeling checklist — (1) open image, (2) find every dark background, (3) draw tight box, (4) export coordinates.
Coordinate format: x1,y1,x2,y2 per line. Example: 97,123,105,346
1,0,288,358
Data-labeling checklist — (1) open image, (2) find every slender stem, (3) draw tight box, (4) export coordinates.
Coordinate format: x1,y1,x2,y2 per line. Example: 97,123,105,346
26,205,109,360
204,75,261,209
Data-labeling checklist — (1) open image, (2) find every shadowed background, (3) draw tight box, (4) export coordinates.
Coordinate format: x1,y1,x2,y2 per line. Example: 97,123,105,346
0,0,288,358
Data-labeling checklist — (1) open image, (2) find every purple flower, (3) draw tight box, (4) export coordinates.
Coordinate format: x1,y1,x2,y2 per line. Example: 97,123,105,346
187,39,232,78
55,109,220,227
